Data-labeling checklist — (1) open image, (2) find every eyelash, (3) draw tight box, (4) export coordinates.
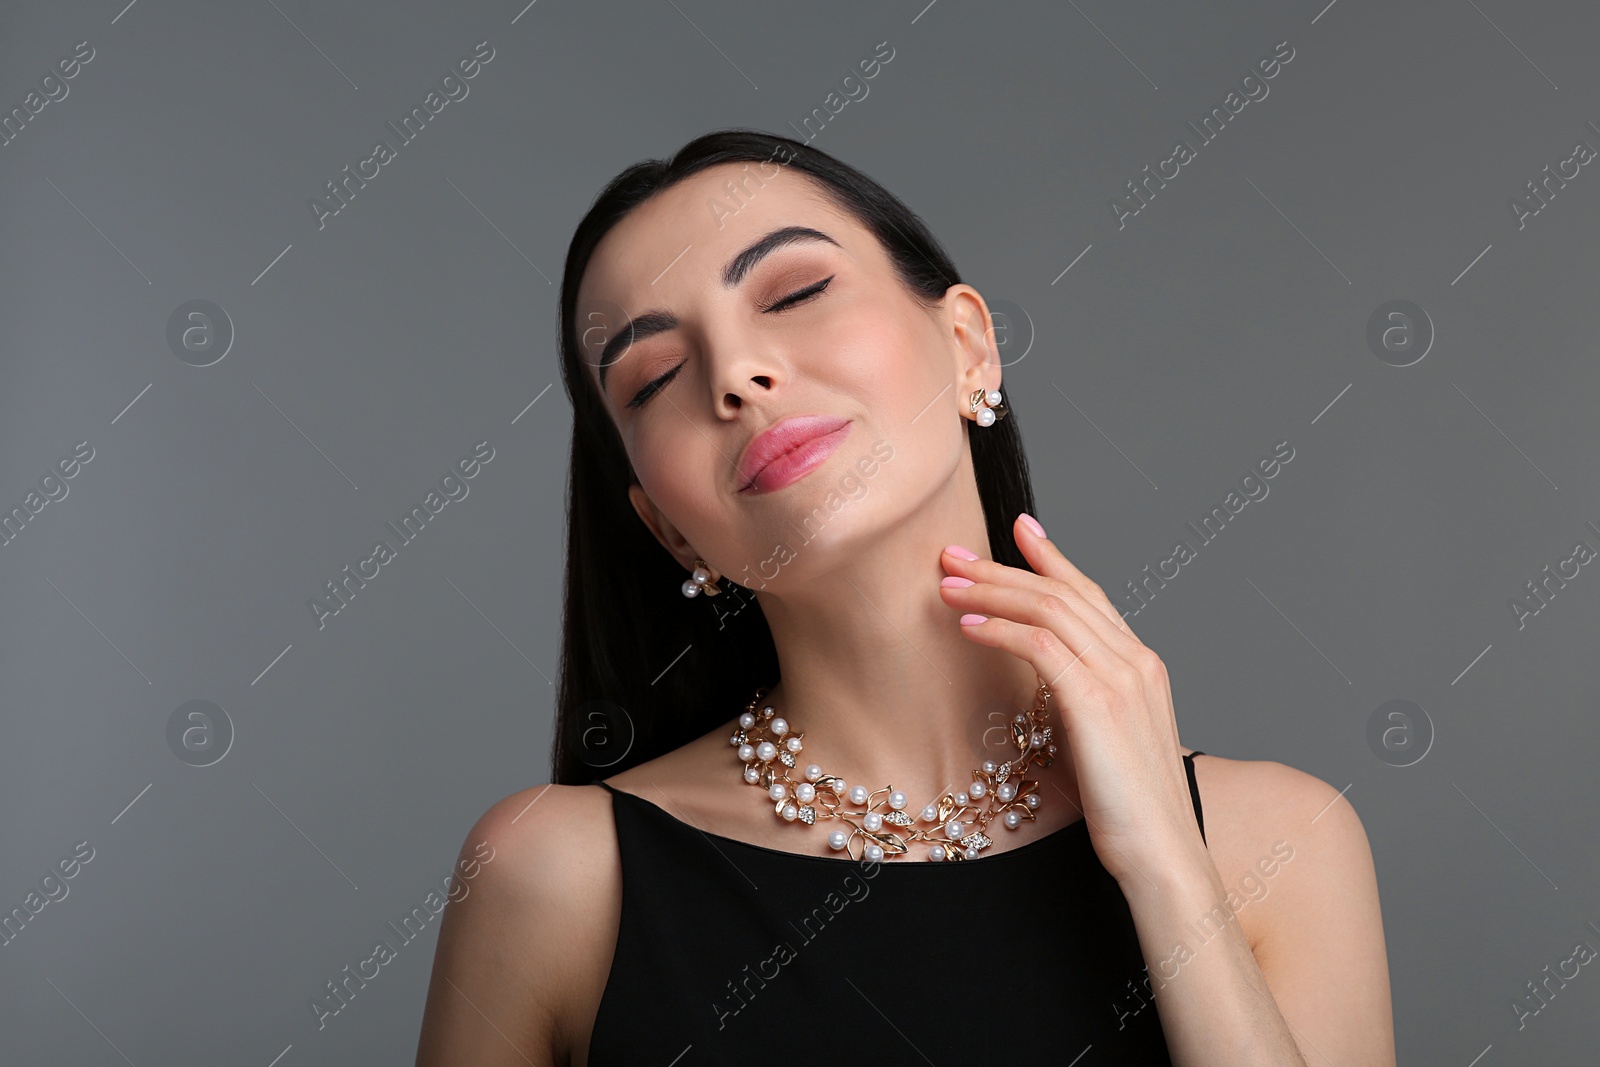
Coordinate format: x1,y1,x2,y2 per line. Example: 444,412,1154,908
626,276,835,409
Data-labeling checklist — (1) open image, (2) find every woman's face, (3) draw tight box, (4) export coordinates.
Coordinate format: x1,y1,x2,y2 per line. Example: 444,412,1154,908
575,160,998,589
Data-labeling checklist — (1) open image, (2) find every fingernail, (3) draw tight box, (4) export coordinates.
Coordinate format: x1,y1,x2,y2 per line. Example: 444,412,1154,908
944,544,979,560
940,576,974,588
1019,513,1047,538
959,613,988,626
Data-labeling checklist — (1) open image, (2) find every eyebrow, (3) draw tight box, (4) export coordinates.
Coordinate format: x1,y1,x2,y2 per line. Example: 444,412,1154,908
594,225,841,392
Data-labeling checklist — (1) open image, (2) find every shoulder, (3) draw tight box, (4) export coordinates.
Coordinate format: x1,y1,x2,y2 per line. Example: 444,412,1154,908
467,780,621,879
468,782,625,913
1192,752,1371,852
1181,751,1394,1060
1184,752,1376,926
414,782,621,1067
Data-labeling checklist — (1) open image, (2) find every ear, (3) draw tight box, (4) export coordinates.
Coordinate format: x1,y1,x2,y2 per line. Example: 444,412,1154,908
627,482,700,573
943,284,1001,416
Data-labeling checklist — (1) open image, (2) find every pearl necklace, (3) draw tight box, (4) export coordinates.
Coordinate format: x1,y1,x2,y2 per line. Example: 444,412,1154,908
729,677,1059,862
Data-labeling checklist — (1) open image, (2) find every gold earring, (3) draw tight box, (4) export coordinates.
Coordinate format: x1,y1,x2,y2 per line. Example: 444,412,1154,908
969,387,1008,427
681,558,724,598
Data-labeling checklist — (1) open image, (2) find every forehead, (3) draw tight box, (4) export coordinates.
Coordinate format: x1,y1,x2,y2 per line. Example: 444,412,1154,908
576,162,861,322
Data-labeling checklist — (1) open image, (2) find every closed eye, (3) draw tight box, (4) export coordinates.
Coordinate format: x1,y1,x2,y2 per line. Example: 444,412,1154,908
757,275,833,313
626,276,835,409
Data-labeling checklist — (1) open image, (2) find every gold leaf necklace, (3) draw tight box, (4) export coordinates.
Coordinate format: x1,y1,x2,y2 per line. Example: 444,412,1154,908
729,676,1058,862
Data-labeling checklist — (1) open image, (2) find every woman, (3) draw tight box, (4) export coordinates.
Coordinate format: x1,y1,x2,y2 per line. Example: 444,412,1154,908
415,129,1395,1066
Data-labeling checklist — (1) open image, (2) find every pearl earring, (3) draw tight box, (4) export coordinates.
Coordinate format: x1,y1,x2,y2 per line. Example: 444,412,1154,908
969,387,1008,427
681,558,724,598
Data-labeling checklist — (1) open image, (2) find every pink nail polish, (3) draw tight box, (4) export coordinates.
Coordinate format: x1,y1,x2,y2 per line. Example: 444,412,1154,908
1019,513,1047,538
941,576,974,588
945,544,979,560
959,613,988,626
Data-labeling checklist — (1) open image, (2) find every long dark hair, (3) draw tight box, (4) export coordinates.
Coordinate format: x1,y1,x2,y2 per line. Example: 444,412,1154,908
551,128,1037,784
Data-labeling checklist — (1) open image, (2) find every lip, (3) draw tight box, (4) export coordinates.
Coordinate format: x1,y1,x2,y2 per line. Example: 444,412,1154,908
736,414,852,494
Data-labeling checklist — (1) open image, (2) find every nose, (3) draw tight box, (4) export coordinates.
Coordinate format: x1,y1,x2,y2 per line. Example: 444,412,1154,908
708,335,784,419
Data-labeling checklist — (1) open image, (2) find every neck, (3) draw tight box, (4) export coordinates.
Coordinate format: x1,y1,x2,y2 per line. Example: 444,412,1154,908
743,478,1068,815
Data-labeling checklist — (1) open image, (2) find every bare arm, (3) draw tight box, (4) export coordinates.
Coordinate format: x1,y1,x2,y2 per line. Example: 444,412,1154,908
1121,761,1396,1066
414,784,609,1067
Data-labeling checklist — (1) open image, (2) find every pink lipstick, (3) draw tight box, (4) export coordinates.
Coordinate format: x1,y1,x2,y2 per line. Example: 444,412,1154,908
737,415,852,495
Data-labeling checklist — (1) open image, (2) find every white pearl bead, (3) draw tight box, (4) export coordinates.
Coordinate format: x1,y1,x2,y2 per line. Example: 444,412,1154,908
771,718,788,736
828,829,849,850
982,760,997,774
888,791,907,810
796,783,815,802
863,812,882,832
762,705,775,718
692,565,710,584
997,782,1016,802
737,744,755,762
1030,732,1044,749
681,579,701,597
756,741,777,762
1025,794,1041,809
782,804,798,821
805,764,822,781
986,389,1003,408
964,847,979,860
976,407,995,428
785,737,803,753
848,785,869,806
968,782,987,799
921,805,939,823
1004,810,1022,829
929,845,947,861
945,821,964,840
954,792,969,806
864,844,884,862
744,766,760,783
769,783,788,801
739,712,755,729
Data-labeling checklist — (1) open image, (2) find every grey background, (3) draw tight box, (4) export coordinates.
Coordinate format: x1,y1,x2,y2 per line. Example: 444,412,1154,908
2,0,1597,1063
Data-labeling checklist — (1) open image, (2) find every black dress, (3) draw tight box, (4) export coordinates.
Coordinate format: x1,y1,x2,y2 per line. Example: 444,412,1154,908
587,752,1208,1066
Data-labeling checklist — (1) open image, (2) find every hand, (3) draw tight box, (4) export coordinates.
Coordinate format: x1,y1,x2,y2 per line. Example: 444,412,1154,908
938,515,1207,889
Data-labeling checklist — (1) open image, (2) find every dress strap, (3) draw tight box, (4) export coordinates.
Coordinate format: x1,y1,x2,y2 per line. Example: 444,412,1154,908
1182,751,1206,845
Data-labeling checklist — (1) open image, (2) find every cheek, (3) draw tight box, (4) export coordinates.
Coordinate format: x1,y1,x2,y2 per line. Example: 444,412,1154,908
633,428,707,508
812,327,966,514
630,429,735,551
827,314,943,418
842,323,959,448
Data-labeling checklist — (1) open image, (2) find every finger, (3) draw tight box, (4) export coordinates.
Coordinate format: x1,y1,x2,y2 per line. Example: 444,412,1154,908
942,537,1136,641
948,607,1113,711
1007,515,1141,638
939,577,1142,680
